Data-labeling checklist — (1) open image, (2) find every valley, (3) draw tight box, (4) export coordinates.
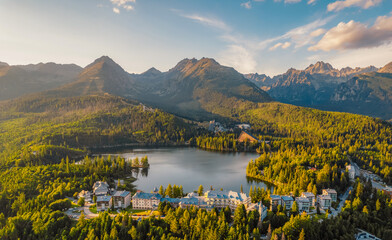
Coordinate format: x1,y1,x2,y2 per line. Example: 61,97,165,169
0,56,391,240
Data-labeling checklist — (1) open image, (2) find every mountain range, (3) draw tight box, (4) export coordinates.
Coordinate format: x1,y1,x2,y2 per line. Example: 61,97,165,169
1,56,391,121
244,61,392,120
0,61,82,100
26,56,272,121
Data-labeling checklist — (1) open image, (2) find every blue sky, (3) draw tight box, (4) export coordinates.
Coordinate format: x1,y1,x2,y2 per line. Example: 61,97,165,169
1,0,391,75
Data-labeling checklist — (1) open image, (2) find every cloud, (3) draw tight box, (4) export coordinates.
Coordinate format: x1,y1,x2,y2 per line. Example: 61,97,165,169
218,45,257,73
241,1,252,9
110,0,135,12
269,42,291,50
113,7,120,14
282,42,291,49
309,15,392,51
327,0,382,12
269,43,283,51
285,0,302,3
310,28,326,37
308,0,316,4
258,16,334,50
179,13,231,31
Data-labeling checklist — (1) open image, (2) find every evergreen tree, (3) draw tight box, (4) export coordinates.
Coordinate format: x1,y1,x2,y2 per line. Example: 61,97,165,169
299,228,305,240
198,185,204,196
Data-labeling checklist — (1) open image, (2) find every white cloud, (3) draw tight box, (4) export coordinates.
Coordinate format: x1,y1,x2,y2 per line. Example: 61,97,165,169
282,42,291,49
269,43,283,51
180,14,231,31
310,28,326,37
308,0,316,4
327,0,382,12
324,43,392,69
258,16,334,50
241,1,252,9
218,45,257,73
269,42,291,50
309,15,392,51
109,0,135,12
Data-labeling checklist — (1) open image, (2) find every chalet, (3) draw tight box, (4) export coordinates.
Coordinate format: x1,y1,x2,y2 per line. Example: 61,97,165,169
78,190,92,203
238,131,260,143
270,195,282,210
301,192,315,207
317,195,331,210
113,191,131,209
295,197,310,213
281,196,294,210
93,181,109,196
96,196,112,211
322,189,337,202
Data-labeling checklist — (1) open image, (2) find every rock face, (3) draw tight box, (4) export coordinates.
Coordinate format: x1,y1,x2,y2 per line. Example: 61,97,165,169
329,71,392,120
244,61,385,116
243,73,274,90
0,61,82,100
378,62,392,73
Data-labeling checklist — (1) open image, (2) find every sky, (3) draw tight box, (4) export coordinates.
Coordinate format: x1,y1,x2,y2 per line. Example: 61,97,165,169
0,0,392,76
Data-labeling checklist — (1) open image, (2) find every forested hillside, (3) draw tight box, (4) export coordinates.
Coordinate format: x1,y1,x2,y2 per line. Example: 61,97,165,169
0,93,200,168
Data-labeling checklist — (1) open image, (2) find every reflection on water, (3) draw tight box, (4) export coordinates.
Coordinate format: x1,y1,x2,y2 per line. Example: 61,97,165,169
104,147,273,194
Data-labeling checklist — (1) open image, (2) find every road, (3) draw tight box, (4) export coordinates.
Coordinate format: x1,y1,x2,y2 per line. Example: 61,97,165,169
83,205,99,219
334,186,352,216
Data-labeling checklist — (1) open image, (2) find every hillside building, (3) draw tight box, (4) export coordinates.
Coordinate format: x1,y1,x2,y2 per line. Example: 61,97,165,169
96,196,112,212
113,191,131,209
317,195,332,210
270,195,282,210
295,197,310,213
281,196,294,210
301,192,315,207
132,192,161,210
322,189,337,202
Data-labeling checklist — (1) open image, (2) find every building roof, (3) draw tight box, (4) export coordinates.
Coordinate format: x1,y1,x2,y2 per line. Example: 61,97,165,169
132,192,162,200
238,131,259,142
323,188,337,194
113,191,131,198
97,196,112,202
93,181,109,189
161,198,181,204
179,197,199,205
281,196,294,201
301,192,315,198
204,190,248,201
318,195,332,200
295,197,310,203
270,195,281,200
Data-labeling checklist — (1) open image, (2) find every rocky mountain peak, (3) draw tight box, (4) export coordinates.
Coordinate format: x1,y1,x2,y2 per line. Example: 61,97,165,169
378,62,392,73
142,67,161,76
305,61,334,74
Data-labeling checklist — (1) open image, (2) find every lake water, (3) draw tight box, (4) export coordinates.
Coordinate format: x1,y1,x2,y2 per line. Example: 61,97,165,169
106,147,271,194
